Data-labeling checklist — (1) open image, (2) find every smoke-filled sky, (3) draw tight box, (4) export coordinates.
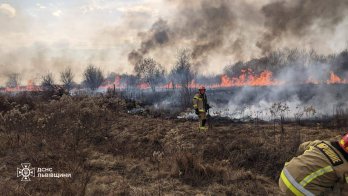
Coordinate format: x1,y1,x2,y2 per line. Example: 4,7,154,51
1,0,348,85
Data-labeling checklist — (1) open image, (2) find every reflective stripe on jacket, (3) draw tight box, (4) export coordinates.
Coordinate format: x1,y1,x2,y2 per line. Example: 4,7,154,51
193,93,207,113
279,140,348,195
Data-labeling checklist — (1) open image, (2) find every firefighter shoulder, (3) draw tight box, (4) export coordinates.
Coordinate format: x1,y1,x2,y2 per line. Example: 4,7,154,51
279,136,348,196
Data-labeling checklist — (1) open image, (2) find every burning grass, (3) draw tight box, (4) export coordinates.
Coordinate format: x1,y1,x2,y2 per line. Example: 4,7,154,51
0,93,343,195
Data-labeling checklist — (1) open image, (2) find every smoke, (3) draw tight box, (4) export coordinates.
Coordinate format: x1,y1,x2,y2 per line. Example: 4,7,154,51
129,0,348,68
0,2,147,86
157,47,348,121
258,0,348,54
128,0,238,66
0,3,16,18
211,48,348,120
175,0,236,63
128,19,170,65
213,83,345,121
0,44,76,85
1,0,348,86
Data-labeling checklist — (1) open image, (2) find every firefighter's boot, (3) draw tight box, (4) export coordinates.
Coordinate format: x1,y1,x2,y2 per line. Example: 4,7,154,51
199,119,208,131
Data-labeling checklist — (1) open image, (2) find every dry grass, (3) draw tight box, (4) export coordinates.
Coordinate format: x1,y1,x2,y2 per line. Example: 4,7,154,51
0,93,341,195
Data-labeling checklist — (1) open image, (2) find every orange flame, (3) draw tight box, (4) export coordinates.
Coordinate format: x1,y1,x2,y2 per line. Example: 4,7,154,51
138,83,150,89
2,69,348,93
26,80,40,91
327,72,344,84
99,75,126,90
220,69,278,87
1,80,40,93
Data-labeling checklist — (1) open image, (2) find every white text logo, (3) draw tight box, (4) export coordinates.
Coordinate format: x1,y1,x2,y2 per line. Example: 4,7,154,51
17,163,72,181
17,163,35,181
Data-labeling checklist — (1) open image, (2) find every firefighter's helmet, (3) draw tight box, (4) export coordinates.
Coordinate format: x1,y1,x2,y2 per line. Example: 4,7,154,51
199,86,206,91
339,133,348,153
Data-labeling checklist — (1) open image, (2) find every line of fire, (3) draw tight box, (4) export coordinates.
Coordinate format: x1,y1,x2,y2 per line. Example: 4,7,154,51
0,69,345,93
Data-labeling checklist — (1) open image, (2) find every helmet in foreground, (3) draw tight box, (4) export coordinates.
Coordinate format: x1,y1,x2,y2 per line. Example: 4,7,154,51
339,133,348,153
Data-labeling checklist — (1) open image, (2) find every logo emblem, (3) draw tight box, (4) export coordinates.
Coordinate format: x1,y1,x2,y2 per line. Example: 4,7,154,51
17,163,35,181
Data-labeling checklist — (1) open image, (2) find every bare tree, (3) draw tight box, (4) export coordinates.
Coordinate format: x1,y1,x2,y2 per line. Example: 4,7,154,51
60,68,74,92
269,102,290,134
171,49,195,88
134,58,165,92
83,65,104,91
170,49,195,107
41,73,55,91
6,73,20,88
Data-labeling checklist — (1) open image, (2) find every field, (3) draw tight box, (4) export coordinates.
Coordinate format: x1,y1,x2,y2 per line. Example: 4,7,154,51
0,93,343,195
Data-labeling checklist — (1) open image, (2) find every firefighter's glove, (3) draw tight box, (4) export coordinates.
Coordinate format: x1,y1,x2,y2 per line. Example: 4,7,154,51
207,104,211,109
195,109,199,115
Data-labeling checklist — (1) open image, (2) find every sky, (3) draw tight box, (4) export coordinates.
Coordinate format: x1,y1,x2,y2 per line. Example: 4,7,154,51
0,0,167,85
0,0,348,86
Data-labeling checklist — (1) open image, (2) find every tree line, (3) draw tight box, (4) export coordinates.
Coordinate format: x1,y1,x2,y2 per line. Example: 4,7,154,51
4,49,196,93
5,47,348,92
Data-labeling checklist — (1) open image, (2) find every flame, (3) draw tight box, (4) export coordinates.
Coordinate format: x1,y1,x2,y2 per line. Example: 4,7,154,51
4,86,18,92
137,83,150,89
114,75,121,87
2,69,348,93
163,81,174,89
220,69,278,87
26,80,40,91
327,72,344,84
99,75,126,90
1,80,41,93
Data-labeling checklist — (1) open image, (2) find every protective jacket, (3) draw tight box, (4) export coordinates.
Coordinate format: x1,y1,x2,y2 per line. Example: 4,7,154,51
193,93,208,113
279,140,348,195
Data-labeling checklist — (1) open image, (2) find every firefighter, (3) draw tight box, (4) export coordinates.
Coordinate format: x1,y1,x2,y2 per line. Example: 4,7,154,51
193,86,210,130
279,133,348,195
